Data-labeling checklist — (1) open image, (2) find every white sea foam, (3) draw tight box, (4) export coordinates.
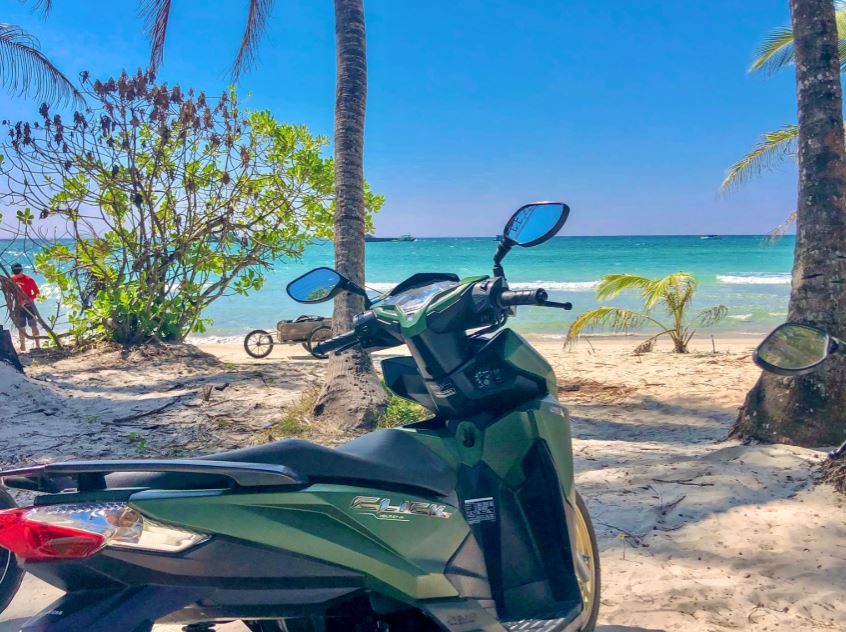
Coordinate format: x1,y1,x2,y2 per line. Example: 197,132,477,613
366,282,399,292
717,274,791,285
186,335,244,345
728,314,753,321
509,280,600,291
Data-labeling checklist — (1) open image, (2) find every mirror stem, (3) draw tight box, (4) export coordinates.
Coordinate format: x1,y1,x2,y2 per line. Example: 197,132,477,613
493,239,513,278
341,279,372,309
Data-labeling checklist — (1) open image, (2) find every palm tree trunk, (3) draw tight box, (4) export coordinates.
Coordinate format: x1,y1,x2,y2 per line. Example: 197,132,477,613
732,0,846,446
313,0,387,431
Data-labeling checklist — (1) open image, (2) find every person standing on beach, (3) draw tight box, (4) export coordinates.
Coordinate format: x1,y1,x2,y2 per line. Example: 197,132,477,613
10,263,40,353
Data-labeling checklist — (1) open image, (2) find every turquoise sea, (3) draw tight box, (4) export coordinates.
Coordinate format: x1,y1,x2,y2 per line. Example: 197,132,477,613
1,235,795,338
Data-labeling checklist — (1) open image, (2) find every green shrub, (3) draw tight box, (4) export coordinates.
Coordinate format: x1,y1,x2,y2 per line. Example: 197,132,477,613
1,71,382,344
377,394,428,428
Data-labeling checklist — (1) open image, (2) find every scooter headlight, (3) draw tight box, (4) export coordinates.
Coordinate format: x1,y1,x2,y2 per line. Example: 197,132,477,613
0,502,210,561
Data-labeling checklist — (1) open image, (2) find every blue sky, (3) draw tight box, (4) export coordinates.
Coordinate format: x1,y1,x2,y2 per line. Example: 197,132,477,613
1,1,799,237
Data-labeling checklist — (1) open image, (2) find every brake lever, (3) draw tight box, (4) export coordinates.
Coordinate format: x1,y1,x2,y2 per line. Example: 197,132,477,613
540,300,572,310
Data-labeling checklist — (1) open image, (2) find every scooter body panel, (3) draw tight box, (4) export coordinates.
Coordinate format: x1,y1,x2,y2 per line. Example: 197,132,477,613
128,484,469,602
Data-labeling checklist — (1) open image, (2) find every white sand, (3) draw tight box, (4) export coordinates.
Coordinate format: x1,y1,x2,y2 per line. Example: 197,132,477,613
0,335,843,631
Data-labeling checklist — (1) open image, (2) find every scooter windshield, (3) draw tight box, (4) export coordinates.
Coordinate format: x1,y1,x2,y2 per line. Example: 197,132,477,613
390,280,459,317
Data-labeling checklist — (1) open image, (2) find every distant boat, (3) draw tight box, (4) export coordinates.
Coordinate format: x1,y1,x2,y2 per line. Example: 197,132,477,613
365,234,416,243
700,235,722,240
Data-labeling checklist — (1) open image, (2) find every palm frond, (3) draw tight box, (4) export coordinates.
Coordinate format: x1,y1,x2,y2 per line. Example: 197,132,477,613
770,211,797,238
595,274,654,302
642,272,696,311
837,3,846,72
232,0,274,81
0,23,84,107
30,0,52,17
750,3,846,76
721,124,799,192
566,306,668,345
748,26,795,76
139,0,172,73
693,304,728,327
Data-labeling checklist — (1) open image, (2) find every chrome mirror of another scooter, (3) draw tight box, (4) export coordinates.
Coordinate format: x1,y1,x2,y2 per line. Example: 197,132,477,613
754,322,836,376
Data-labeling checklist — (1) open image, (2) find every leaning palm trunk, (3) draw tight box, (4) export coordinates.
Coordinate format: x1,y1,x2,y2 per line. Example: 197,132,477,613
732,0,846,446
313,0,387,430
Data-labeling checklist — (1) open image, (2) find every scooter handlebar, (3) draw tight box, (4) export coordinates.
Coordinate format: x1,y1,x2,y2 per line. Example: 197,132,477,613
312,329,359,355
499,288,549,306
497,287,572,310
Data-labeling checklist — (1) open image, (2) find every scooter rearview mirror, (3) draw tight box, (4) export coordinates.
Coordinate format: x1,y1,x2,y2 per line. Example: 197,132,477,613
287,267,345,304
494,201,570,276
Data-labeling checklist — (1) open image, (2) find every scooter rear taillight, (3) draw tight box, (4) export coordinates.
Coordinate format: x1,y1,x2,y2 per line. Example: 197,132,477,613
0,508,106,561
0,503,209,561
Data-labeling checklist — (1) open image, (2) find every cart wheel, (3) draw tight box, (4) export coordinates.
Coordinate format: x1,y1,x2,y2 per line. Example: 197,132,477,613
0,489,23,615
305,326,333,359
244,330,274,358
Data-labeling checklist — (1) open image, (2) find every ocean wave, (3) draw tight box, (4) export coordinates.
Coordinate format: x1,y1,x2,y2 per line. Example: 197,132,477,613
717,274,791,285
366,282,398,292
365,280,600,293
509,280,600,291
728,313,753,321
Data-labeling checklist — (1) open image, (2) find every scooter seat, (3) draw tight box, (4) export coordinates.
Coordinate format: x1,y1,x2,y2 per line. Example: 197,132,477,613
107,429,455,498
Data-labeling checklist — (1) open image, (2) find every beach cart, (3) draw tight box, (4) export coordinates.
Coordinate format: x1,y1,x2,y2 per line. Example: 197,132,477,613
244,315,333,359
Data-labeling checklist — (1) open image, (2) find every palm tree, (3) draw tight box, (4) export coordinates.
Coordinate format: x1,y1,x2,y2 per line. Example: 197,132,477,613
142,0,387,430
721,1,846,192
312,0,387,430
732,0,846,447
566,273,727,353
0,1,83,107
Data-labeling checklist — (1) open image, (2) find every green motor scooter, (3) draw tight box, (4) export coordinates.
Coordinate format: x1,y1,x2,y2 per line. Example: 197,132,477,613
0,202,599,632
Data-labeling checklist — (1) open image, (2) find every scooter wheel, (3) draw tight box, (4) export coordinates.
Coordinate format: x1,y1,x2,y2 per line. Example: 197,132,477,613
0,489,24,615
574,491,600,631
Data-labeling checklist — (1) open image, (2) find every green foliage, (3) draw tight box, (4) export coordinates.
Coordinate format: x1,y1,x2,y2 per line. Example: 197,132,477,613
377,393,427,429
2,70,381,345
126,431,148,454
264,386,319,441
721,125,799,192
724,2,846,192
748,2,846,76
566,272,727,353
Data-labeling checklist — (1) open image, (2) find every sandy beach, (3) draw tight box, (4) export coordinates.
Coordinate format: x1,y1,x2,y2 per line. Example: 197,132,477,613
0,334,843,631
